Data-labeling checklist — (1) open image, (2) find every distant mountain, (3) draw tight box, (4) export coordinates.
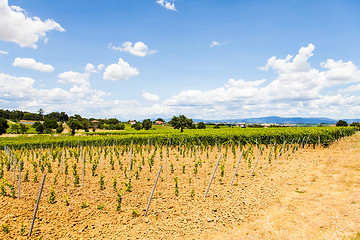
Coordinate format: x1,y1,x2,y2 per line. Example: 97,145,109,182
164,116,360,124
192,116,344,124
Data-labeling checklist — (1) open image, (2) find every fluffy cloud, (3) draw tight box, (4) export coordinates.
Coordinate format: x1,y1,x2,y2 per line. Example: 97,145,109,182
260,44,314,73
110,42,157,57
160,44,360,119
142,91,160,101
103,58,139,80
12,57,54,72
97,64,104,71
156,0,176,11
0,0,65,48
85,63,97,73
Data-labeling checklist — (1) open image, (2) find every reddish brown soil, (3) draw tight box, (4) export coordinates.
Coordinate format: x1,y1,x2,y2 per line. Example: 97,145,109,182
1,134,360,239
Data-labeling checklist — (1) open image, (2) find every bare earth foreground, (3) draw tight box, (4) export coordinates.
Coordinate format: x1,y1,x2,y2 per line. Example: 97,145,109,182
1,133,360,239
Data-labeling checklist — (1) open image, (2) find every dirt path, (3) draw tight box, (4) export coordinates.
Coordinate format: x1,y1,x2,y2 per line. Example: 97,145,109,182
210,132,360,239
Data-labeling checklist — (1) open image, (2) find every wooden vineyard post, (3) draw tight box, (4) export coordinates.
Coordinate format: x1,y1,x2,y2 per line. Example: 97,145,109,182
255,138,258,156
205,155,221,198
292,137,301,154
284,139,294,161
144,165,162,217
164,147,168,174
29,175,46,237
275,140,286,164
18,160,21,199
129,140,133,177
318,135,320,147
304,135,310,149
60,150,63,174
231,151,243,186
265,144,275,170
98,147,101,169
194,143,197,161
251,146,263,176
82,155,85,187
13,155,16,181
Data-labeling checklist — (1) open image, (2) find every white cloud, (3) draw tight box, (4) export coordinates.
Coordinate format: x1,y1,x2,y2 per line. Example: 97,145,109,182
210,41,220,48
156,0,176,11
103,58,139,80
260,44,314,73
0,50,8,55
142,91,160,101
0,0,65,49
12,57,54,72
210,40,229,48
110,42,157,57
85,63,97,73
159,44,360,119
97,64,104,71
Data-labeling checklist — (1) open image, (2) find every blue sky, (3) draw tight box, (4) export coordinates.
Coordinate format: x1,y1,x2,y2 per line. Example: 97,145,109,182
1,0,360,120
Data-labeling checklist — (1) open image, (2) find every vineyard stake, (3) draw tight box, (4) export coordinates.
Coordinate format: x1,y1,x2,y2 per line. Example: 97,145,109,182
292,137,301,154
98,147,101,169
18,160,21,199
265,144,275,170
300,136,305,150
129,140,133,177
304,135,310,149
284,139,294,161
164,147,168,173
231,150,243,186
82,155,85,187
13,155,16,181
255,138,258,156
144,165,162,217
275,140,286,164
251,146,263,176
29,174,46,237
60,150,63,174
205,155,221,198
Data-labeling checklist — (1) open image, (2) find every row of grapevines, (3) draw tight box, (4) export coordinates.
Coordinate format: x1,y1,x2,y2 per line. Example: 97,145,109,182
0,127,355,149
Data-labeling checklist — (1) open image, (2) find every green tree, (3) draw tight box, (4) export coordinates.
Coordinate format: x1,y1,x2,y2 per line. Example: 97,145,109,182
142,119,152,130
336,120,348,127
169,115,193,132
56,125,64,133
350,121,360,128
0,118,9,135
44,119,59,129
105,118,120,125
197,122,206,129
45,112,69,122
35,123,44,134
68,119,81,135
114,123,125,130
37,108,44,118
19,123,29,133
131,122,142,130
8,123,20,133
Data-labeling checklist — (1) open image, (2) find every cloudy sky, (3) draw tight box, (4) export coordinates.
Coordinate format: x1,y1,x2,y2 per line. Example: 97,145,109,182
1,0,360,120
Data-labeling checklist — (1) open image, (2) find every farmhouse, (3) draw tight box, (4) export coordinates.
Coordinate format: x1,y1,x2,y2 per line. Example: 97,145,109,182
154,120,164,125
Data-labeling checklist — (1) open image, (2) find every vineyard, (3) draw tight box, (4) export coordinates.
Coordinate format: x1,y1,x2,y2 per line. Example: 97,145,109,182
0,126,357,239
